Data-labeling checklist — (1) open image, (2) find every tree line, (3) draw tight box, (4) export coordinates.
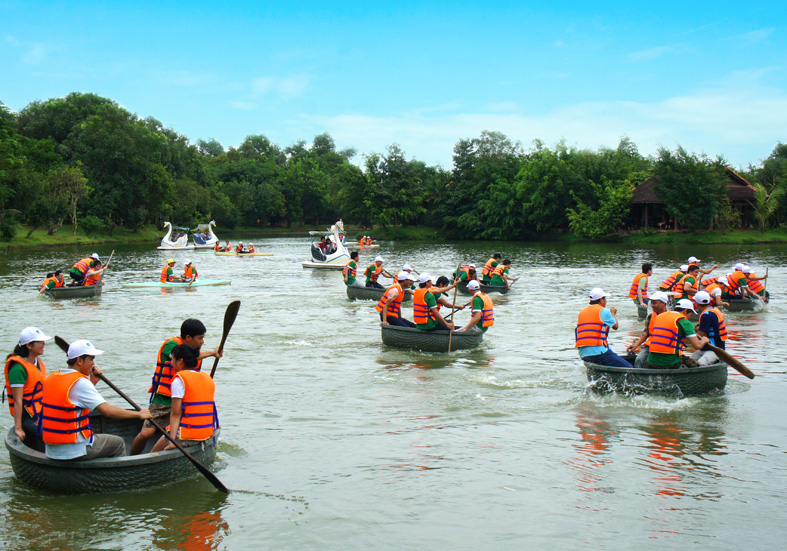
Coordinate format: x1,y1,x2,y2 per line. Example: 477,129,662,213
1,92,785,240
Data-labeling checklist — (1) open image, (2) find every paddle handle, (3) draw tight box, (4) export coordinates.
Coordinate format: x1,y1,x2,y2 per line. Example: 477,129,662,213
210,301,241,379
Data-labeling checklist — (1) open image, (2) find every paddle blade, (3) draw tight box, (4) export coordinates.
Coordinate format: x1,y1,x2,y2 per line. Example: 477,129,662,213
708,344,755,379
54,335,70,354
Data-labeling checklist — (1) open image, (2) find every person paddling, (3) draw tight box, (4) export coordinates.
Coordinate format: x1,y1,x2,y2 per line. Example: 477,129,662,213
626,291,669,368
689,291,727,366
376,272,417,328
575,288,630,367
183,259,198,283
68,253,100,285
644,299,709,369
39,270,65,295
413,273,455,331
161,259,185,283
458,280,494,332
628,263,652,308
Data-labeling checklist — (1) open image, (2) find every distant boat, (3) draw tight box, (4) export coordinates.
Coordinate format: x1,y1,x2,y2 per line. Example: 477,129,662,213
302,220,351,270
42,284,103,299
121,279,231,289
191,220,219,249
157,222,195,250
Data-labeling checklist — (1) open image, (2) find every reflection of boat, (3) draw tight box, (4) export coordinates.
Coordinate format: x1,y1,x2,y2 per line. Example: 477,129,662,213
381,325,484,352
157,222,195,250
585,355,728,396
346,285,411,302
457,281,509,295
214,251,273,257
191,220,219,249
302,220,351,269
726,297,765,312
4,415,219,493
121,279,231,289
43,284,103,299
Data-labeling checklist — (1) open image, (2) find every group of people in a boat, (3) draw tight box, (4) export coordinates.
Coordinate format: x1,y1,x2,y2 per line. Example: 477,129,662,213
39,253,106,294
453,253,519,289
3,319,222,460
359,236,374,246
160,258,198,283
342,251,495,333
214,240,255,253
317,236,338,255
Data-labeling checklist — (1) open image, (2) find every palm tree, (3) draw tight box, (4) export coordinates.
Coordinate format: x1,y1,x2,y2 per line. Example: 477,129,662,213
749,183,785,232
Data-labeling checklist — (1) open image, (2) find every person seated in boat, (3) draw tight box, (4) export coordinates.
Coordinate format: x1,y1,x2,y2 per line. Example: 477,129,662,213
628,263,653,308
575,288,630,367
480,254,502,284
453,264,477,283
68,253,100,285
689,291,727,366
703,276,731,307
151,344,218,453
248,243,255,254
400,264,418,290
489,259,518,288
4,327,52,451
183,259,198,283
235,241,246,253
161,259,186,283
213,241,221,252
376,272,417,328
343,252,363,287
82,260,104,286
365,256,391,289
433,275,465,312
39,270,65,295
742,265,768,301
223,240,232,252
725,265,753,298
659,265,687,293
687,256,718,276
413,273,455,332
318,236,330,253
130,319,222,455
626,291,669,369
458,280,494,333
672,264,700,301
644,299,709,370
41,340,151,460
325,237,337,254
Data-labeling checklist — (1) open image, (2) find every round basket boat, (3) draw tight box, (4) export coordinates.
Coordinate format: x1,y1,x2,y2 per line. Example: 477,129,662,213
584,357,728,396
346,285,412,302
5,415,219,494
726,297,765,312
457,281,509,295
380,325,483,352
43,285,103,299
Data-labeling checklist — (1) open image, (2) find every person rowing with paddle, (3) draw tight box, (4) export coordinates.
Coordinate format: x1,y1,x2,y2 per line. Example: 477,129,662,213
489,259,518,289
376,272,417,328
457,280,494,332
626,291,669,368
703,276,731,307
453,264,477,283
365,256,393,289
161,259,186,283
41,339,151,460
82,259,103,286
183,259,198,283
644,299,709,369
480,254,502,285
672,264,700,301
151,344,218,453
68,253,104,286
130,319,222,455
688,291,728,366
412,273,455,332
343,252,363,287
741,265,769,302
38,270,65,295
687,256,718,276
575,288,630,367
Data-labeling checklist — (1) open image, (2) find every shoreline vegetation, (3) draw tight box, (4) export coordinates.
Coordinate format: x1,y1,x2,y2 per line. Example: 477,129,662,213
3,224,787,252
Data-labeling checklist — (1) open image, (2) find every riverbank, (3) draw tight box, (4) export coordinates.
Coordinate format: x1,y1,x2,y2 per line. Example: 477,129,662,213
620,228,787,245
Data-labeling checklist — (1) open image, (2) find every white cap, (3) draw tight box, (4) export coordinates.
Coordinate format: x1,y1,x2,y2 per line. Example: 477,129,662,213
91,253,99,260
650,291,669,303
675,299,696,312
679,264,688,272
18,327,53,346
467,280,480,290
694,290,712,305
67,339,105,360
397,271,413,281
742,265,752,273
239,241,243,244
589,288,611,301
718,276,729,285
734,263,744,271
249,243,253,246
468,263,476,269
688,256,700,263
402,263,413,271
374,256,384,263
184,258,192,265
418,273,431,284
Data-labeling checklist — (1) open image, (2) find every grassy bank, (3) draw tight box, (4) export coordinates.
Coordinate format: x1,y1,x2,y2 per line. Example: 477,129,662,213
621,228,787,245
0,224,163,251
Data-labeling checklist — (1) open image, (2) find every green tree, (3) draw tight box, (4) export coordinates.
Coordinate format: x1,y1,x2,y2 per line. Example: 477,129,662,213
749,182,785,232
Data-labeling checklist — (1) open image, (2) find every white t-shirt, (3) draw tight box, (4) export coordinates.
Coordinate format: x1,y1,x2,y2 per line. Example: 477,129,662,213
170,376,185,399
709,287,722,298
45,368,107,460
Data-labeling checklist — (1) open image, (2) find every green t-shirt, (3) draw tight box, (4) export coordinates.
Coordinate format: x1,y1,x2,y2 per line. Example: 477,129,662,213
345,261,357,285
459,271,471,282
45,279,59,289
646,317,696,366
151,338,179,406
472,294,489,333
416,291,439,330
490,267,509,286
6,361,35,420
680,276,697,300
364,264,378,285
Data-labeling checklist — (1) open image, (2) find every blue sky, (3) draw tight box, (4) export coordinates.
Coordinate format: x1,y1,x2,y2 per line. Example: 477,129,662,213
2,1,785,170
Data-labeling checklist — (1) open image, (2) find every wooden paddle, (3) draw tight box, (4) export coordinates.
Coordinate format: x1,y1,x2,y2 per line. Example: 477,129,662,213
53,336,229,493
706,343,755,379
446,300,473,322
209,300,241,379
97,250,115,285
447,263,463,352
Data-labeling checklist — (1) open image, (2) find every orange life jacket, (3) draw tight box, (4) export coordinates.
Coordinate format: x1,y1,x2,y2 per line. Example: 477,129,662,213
701,277,718,288
4,356,47,420
704,283,724,298
248,245,255,253
700,307,728,346
747,274,765,294
648,311,687,355
726,271,748,293
365,264,382,282
673,274,697,297
149,337,203,398
83,272,101,286
628,273,649,300
644,311,661,346
481,258,497,278
235,244,244,253
175,370,218,441
214,242,220,251
575,304,609,348
472,292,494,328
160,266,173,283
660,270,684,291
412,287,436,325
41,276,63,289
491,265,506,278
343,261,357,278
40,371,93,445
184,265,197,279
375,283,404,318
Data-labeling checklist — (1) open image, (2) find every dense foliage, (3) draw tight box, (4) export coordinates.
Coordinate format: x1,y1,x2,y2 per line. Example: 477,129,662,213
1,93,785,240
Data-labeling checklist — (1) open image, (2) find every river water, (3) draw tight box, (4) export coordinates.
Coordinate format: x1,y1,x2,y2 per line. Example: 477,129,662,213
0,238,785,549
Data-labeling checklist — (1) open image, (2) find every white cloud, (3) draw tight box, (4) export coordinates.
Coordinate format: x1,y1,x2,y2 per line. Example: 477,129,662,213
736,28,774,44
628,45,673,62
5,35,21,46
230,101,257,110
250,74,310,99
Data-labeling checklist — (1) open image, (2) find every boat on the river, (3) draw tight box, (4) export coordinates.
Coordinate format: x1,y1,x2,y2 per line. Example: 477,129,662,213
584,354,728,396
346,285,412,302
726,297,766,312
121,279,231,289
381,325,484,352
42,284,103,299
302,220,351,270
215,251,273,257
4,415,219,493
157,222,195,250
457,281,509,295
191,220,219,249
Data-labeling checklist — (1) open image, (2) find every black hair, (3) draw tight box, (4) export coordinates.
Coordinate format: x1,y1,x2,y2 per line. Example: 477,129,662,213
590,298,603,305
688,265,700,273
6,343,31,360
493,253,502,260
55,270,63,276
66,354,92,366
642,262,652,273
419,281,430,288
435,276,449,287
180,319,207,339
502,259,511,266
170,343,199,369
45,272,54,278
350,251,359,260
